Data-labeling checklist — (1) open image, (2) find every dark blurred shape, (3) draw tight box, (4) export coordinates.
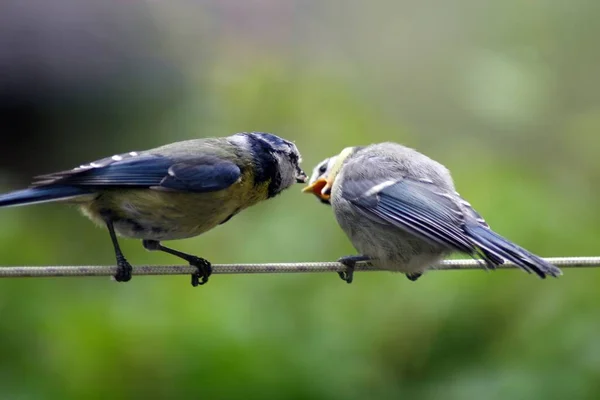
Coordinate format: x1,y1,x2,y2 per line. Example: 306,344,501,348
0,0,187,180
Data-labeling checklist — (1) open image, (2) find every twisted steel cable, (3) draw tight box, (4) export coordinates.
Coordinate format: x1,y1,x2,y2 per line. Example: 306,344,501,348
0,257,596,278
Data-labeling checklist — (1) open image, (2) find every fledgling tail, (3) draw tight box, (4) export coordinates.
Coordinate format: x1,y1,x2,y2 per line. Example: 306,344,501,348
465,224,562,278
0,186,91,208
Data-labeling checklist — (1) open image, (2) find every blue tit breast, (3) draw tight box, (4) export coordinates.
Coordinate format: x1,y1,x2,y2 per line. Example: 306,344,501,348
79,171,269,241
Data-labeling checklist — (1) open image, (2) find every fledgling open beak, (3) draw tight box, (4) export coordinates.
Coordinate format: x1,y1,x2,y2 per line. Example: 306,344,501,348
302,177,332,201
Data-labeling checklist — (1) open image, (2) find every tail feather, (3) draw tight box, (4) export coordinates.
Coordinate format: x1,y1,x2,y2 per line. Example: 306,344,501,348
0,186,91,208
465,224,562,278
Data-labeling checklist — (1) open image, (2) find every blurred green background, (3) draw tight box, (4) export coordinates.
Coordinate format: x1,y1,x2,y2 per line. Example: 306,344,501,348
1,1,599,399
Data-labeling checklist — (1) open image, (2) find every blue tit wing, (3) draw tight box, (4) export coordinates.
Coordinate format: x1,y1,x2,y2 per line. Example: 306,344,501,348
32,152,241,193
341,176,476,254
157,160,241,192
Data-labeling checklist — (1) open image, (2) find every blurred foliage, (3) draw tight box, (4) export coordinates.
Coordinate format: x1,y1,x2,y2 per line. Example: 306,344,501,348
0,1,599,399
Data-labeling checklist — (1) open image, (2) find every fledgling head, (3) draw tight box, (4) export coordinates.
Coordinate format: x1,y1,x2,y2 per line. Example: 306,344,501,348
303,146,361,203
303,156,338,204
233,132,307,198
309,156,338,185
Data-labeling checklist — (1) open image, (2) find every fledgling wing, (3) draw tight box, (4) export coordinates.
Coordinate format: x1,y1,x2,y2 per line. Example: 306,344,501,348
459,201,561,278
341,175,477,255
32,152,241,193
339,158,560,278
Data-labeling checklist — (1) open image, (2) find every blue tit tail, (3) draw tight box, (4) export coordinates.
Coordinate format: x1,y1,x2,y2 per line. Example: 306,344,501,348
465,224,562,279
0,186,92,208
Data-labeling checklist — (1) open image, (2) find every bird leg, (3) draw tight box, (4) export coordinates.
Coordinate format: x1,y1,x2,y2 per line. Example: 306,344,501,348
105,219,133,282
336,255,371,284
405,272,422,282
142,240,212,287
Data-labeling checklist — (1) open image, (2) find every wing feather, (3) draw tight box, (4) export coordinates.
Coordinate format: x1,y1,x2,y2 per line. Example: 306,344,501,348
343,177,475,253
32,152,241,193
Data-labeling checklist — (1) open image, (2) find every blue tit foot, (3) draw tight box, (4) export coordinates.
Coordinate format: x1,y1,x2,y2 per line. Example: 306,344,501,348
189,257,212,287
337,255,370,284
142,240,212,287
405,272,422,282
105,218,132,282
114,255,132,282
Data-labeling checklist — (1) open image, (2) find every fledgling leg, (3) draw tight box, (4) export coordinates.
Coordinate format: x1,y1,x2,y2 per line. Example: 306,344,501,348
105,220,133,282
336,255,371,284
405,272,422,282
142,240,212,287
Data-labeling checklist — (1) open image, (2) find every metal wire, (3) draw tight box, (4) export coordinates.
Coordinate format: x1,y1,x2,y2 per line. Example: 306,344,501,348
0,257,597,278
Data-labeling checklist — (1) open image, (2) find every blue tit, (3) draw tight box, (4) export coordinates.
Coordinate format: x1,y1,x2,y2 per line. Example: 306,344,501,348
0,132,307,286
303,143,562,283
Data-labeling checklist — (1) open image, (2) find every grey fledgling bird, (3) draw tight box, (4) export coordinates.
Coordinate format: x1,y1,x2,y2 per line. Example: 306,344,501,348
303,143,562,283
0,132,307,286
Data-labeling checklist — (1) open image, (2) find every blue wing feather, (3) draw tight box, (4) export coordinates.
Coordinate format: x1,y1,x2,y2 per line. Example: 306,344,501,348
32,153,241,193
343,176,561,278
160,161,241,191
345,178,475,253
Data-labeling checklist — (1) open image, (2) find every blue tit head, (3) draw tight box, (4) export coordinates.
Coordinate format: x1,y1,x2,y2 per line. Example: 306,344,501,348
233,132,307,198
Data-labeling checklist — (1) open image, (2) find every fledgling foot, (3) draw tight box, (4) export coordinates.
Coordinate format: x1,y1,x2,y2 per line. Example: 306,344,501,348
189,257,212,287
337,255,370,284
114,256,133,282
338,264,354,284
405,272,422,282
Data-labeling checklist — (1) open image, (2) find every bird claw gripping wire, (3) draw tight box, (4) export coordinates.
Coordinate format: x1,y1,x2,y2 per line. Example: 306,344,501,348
114,255,133,282
190,257,212,287
336,255,371,284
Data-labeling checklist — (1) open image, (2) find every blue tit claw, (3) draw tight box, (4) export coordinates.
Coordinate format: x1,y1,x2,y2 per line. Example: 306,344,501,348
405,272,422,282
142,240,212,287
189,257,212,287
105,218,132,282
114,255,133,282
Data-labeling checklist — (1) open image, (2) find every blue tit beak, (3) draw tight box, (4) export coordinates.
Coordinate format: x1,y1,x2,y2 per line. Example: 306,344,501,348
296,168,308,183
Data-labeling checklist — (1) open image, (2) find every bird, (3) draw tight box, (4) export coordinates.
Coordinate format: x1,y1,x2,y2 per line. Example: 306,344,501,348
0,132,307,286
303,143,562,283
